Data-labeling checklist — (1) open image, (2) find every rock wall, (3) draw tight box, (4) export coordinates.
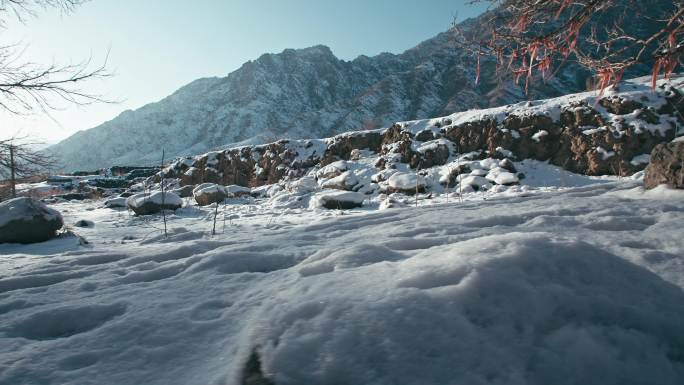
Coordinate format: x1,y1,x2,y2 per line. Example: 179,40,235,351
156,77,683,189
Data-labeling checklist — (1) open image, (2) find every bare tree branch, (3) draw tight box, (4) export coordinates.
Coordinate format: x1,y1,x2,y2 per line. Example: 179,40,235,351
455,0,684,93
0,135,59,197
0,0,113,115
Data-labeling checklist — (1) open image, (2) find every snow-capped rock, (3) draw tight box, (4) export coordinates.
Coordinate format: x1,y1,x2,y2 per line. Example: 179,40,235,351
127,192,183,215
310,190,366,210
0,197,63,244
192,183,229,206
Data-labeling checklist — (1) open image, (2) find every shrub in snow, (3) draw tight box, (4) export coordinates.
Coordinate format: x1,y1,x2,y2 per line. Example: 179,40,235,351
192,183,229,206
126,191,183,216
0,197,63,244
310,190,365,210
387,172,426,195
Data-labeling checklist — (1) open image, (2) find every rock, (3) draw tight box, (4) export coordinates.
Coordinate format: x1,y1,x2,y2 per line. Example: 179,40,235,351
320,171,359,191
0,197,63,244
387,172,427,195
127,192,183,216
598,96,643,115
323,131,384,164
193,183,228,206
412,141,450,169
644,141,684,189
310,190,366,210
316,160,348,179
74,219,95,228
459,175,492,191
104,197,127,208
87,178,130,189
415,129,435,142
225,185,252,197
499,158,517,173
54,193,88,201
170,185,195,198
442,164,472,188
172,185,195,198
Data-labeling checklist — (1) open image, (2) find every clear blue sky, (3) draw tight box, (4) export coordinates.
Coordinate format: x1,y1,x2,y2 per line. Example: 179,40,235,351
0,0,487,143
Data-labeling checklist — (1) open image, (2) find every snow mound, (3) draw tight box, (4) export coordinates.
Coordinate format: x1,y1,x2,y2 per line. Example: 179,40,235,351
1,180,684,384
255,233,684,384
388,172,426,190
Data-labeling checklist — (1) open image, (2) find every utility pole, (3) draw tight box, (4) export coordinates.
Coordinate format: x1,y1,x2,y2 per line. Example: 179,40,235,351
9,144,16,198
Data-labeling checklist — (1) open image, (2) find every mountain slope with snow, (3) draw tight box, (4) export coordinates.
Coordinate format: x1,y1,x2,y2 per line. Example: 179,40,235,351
50,1,669,171
49,0,675,171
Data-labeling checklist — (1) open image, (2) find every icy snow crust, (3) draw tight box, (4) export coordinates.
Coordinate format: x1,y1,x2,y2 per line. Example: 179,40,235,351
1,174,684,384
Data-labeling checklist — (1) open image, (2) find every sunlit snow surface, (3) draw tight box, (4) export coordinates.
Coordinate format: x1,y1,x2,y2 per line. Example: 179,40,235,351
1,167,684,385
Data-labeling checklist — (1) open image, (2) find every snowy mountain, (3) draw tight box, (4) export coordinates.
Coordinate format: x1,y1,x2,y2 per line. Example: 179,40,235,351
48,0,672,171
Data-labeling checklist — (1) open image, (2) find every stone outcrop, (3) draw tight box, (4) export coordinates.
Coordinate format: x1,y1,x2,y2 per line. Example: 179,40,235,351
151,78,682,189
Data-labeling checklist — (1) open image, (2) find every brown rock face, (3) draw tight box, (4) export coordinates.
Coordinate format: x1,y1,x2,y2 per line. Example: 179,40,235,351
194,190,227,206
322,131,384,165
411,143,450,169
155,89,680,189
644,141,684,189
441,98,675,176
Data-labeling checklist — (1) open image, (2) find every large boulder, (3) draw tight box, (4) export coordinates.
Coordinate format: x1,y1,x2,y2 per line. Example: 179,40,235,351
193,183,229,206
644,140,684,189
126,191,183,216
0,197,63,244
387,172,426,195
104,196,127,208
320,171,359,191
172,185,195,198
225,185,252,197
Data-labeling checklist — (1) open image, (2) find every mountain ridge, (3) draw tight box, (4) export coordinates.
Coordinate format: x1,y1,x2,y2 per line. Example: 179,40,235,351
48,3,665,171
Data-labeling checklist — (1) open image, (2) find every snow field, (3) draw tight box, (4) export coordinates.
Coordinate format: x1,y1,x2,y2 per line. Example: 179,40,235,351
0,176,683,384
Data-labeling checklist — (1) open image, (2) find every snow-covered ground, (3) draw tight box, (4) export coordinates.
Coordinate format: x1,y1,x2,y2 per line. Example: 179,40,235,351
1,167,684,384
